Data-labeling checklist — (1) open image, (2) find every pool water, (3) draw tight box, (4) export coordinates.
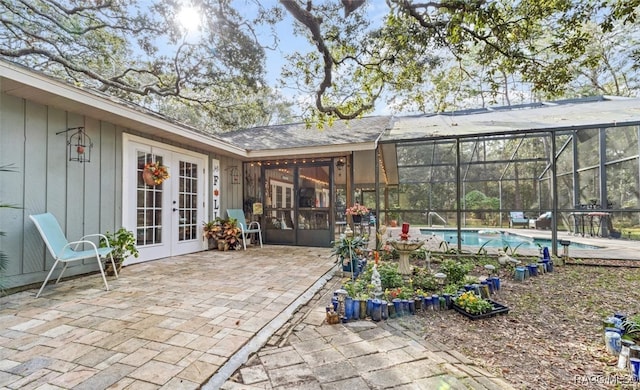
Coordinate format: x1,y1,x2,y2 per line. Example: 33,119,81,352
419,229,601,250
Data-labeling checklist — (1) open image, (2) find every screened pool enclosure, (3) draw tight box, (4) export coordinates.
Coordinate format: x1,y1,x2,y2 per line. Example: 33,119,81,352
361,97,640,255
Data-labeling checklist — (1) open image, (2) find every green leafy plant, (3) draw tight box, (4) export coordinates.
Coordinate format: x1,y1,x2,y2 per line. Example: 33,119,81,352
442,284,460,294
411,247,428,261
101,228,139,264
385,286,413,300
476,241,492,256
376,262,403,290
621,315,640,342
411,267,437,291
438,240,461,254
463,275,479,285
330,235,368,266
503,242,525,256
439,259,471,286
454,291,493,314
100,228,139,275
342,278,370,298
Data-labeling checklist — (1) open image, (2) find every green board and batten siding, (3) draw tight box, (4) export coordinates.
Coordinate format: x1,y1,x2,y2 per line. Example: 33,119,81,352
1,91,123,289
0,89,239,290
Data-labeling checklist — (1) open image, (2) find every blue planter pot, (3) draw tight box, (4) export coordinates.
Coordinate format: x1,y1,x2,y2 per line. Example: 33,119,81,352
393,299,402,317
442,293,452,309
490,277,501,291
424,296,432,311
352,299,361,320
342,258,358,272
415,297,423,311
605,327,622,355
408,299,415,315
515,267,526,281
431,295,439,311
345,297,353,320
371,299,382,321
388,301,396,319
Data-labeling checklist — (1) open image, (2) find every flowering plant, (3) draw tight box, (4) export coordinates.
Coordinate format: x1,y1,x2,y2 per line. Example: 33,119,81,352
385,286,413,300
454,291,493,314
144,162,170,185
345,203,369,216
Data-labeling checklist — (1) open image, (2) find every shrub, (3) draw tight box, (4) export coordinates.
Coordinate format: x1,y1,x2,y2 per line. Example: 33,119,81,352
377,262,403,290
411,267,437,291
439,259,471,286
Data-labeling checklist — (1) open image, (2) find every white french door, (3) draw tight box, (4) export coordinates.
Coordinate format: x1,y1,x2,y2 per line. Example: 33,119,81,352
123,135,207,264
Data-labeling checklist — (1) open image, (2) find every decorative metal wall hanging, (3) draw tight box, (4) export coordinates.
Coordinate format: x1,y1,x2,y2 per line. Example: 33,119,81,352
336,157,346,176
56,127,93,163
227,166,240,184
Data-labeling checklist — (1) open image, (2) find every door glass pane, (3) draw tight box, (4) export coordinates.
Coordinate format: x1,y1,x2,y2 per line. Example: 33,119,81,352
178,161,198,241
265,167,295,230
298,165,330,230
136,152,164,246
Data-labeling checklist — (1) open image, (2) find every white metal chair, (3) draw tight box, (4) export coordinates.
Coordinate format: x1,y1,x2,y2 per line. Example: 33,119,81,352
226,209,263,250
29,212,117,297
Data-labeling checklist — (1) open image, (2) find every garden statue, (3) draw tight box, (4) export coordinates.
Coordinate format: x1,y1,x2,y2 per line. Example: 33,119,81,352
371,266,383,299
335,289,348,319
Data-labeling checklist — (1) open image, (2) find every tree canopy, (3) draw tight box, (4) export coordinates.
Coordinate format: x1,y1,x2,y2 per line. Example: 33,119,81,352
1,0,638,130
281,0,640,121
0,0,287,131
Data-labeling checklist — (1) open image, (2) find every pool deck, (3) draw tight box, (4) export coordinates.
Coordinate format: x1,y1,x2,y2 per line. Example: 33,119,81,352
395,226,640,261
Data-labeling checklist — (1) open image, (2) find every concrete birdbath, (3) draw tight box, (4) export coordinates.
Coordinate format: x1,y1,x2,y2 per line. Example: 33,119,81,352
389,240,425,276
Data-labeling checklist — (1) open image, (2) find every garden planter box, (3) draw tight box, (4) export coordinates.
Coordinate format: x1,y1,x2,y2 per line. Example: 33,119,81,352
452,300,509,320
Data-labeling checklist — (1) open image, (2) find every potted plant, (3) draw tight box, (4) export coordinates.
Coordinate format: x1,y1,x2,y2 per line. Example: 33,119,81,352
387,205,400,227
203,219,222,250
346,203,370,224
211,218,241,250
330,235,368,272
453,291,493,315
100,228,139,275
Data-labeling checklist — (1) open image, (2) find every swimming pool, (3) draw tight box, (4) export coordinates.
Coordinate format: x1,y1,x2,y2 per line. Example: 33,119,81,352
419,229,601,250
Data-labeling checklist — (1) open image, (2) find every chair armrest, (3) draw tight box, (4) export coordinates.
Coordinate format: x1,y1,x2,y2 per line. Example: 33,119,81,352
247,221,261,230
81,233,111,248
61,240,98,257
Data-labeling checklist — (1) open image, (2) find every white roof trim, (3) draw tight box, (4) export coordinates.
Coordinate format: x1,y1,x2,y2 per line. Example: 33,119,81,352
0,61,247,157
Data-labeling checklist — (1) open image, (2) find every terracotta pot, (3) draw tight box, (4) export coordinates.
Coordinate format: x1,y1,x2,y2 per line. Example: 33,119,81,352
389,220,398,227
105,260,123,276
142,168,157,186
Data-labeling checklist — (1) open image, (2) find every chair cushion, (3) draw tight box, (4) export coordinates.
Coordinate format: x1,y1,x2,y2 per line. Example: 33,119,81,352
510,212,524,219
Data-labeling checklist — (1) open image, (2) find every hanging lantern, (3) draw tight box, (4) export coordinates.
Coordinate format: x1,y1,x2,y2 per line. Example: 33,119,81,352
56,127,93,163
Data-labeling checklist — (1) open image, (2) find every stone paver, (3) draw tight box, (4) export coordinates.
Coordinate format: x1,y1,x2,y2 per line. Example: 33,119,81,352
0,245,521,389
0,247,334,389
220,269,518,390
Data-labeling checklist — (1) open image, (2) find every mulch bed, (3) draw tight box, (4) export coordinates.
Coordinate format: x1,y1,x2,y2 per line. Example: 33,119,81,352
398,261,640,389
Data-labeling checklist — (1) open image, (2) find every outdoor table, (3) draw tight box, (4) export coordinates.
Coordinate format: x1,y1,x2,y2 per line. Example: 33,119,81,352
587,212,611,237
569,212,589,236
